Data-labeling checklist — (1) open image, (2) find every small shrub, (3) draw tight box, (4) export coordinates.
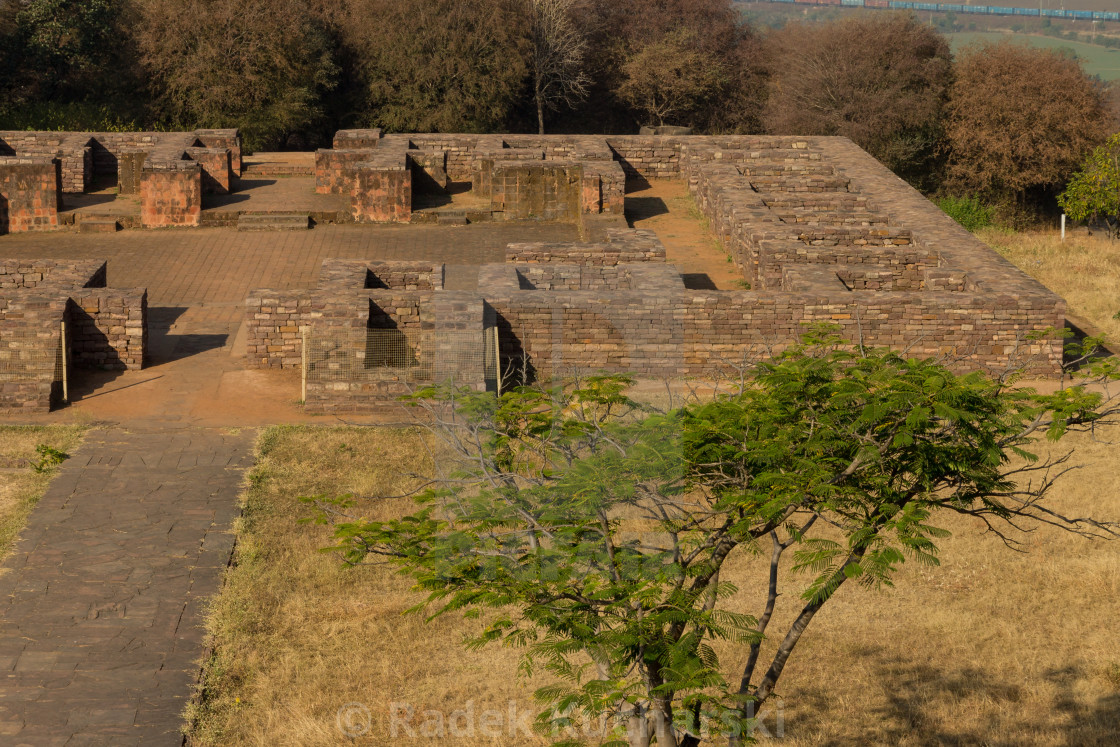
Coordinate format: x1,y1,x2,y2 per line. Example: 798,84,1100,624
0,102,143,133
936,194,994,232
29,444,69,473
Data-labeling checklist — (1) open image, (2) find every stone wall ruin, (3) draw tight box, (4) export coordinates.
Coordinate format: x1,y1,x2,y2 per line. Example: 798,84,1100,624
250,133,1066,413
0,129,241,233
0,260,147,412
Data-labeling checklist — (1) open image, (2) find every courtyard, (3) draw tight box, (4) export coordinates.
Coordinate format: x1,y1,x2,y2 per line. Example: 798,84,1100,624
0,130,1110,746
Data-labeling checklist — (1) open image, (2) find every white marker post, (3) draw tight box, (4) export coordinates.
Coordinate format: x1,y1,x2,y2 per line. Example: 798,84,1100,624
1061,213,1066,243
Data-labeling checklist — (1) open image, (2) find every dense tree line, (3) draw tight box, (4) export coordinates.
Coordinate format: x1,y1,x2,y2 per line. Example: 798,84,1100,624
0,1,1112,213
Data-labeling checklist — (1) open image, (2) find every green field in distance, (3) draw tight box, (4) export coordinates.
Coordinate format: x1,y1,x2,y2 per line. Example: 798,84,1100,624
948,31,1120,80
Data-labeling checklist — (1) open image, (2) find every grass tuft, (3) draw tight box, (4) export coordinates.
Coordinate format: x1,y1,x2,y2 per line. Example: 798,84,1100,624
0,426,85,560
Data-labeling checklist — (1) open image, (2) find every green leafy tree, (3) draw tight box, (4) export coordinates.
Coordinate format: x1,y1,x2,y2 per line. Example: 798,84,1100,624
1059,132,1120,239
308,332,1119,747
341,0,530,133
0,0,139,108
137,0,340,151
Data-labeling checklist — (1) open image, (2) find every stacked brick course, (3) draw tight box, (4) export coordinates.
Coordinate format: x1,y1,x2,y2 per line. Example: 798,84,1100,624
0,158,61,233
0,260,147,412
140,161,202,227
312,133,629,225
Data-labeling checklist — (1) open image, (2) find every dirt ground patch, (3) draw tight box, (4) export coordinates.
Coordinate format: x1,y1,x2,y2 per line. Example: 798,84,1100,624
626,180,746,290
188,421,1120,745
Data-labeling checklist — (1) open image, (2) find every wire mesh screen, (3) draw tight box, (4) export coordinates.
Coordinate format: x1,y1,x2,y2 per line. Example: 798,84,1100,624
306,326,499,390
0,326,64,384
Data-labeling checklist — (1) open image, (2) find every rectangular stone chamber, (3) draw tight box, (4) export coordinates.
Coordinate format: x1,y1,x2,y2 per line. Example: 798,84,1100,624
0,260,148,413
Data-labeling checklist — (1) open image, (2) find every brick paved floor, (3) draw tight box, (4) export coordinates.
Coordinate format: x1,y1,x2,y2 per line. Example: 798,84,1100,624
0,426,255,746
0,222,578,310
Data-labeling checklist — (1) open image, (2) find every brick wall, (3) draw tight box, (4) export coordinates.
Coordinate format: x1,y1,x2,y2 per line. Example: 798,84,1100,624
351,159,411,223
193,129,243,176
319,260,444,290
245,133,1072,406
140,162,201,227
0,158,61,234
245,290,314,369
409,150,449,193
315,149,369,194
333,129,383,150
0,259,106,290
491,162,581,221
185,147,232,194
0,128,241,192
0,260,146,411
118,149,146,195
0,304,64,413
67,290,147,369
486,288,1064,379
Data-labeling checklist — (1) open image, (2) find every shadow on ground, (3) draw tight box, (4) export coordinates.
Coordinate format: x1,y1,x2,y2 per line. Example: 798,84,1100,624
147,307,229,365
202,179,278,209
681,273,717,290
625,196,670,224
783,645,1120,745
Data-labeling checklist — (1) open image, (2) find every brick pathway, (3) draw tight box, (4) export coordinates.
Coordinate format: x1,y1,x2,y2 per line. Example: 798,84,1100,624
0,426,255,746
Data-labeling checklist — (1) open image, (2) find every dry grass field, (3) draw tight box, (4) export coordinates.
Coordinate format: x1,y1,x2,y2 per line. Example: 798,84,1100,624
0,426,84,560
186,226,1120,745
980,227,1120,345
188,417,1120,745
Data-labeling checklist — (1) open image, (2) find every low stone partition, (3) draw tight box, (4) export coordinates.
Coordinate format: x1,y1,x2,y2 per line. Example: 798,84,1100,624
303,291,489,414
491,161,582,221
185,147,232,194
141,161,202,227
67,289,147,369
313,133,629,225
334,129,383,150
473,148,544,194
351,151,412,223
194,129,243,176
0,157,62,234
0,260,147,412
315,149,373,195
246,261,491,412
409,150,449,192
247,260,450,369
0,301,66,412
319,260,444,291
506,231,667,265
485,284,1064,379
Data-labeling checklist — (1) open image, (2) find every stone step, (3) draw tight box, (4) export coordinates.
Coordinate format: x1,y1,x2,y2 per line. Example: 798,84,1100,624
237,213,310,231
242,164,314,176
79,217,119,233
437,211,468,226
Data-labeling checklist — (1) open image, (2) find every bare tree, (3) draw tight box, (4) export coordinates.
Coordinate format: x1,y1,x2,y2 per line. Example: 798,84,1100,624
528,0,591,134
